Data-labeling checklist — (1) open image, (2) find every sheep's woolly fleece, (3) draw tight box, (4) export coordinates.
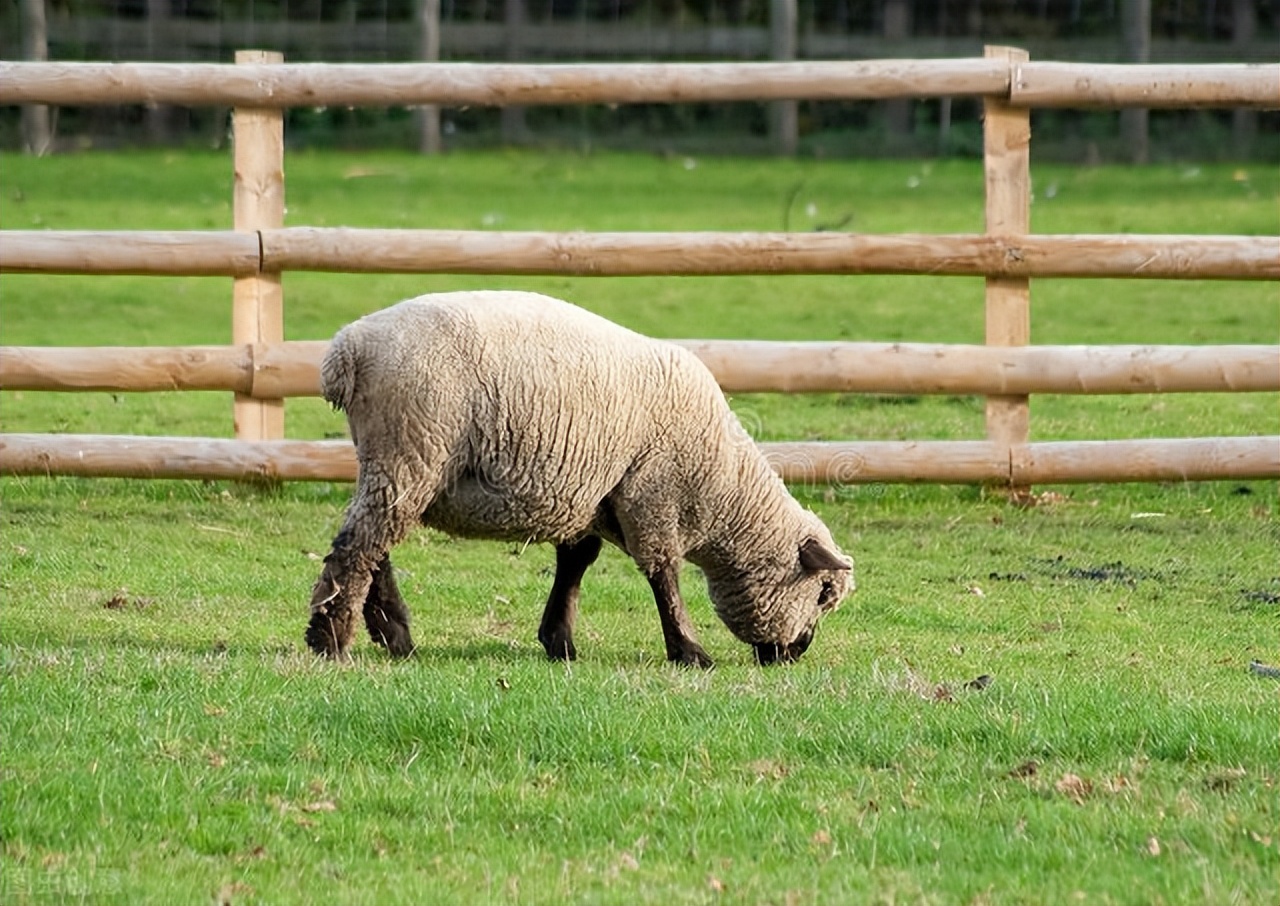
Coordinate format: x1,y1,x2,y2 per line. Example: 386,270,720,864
319,290,853,653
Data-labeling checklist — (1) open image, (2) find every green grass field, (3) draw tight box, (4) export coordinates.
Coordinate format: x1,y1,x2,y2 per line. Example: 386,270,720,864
1,151,1277,905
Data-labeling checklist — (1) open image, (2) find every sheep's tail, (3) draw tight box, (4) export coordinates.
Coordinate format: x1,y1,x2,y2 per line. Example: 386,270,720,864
320,330,360,413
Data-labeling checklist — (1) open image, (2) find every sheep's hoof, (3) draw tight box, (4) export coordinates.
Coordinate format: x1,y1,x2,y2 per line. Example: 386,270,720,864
305,618,349,662
539,629,577,661
670,644,714,670
371,624,415,659
386,639,416,659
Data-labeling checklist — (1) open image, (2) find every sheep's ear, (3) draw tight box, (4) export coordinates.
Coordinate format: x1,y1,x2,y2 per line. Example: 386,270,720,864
799,538,851,573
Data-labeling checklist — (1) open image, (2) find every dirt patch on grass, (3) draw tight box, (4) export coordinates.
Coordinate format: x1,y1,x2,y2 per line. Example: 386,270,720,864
102,590,155,611
986,557,1159,588
1238,582,1279,611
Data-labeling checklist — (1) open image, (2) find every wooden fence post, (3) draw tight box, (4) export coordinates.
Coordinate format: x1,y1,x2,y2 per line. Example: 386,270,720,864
768,0,798,156
232,49,285,445
881,0,912,151
500,0,528,144
417,0,441,155
19,0,52,155
1121,0,1151,164
983,45,1031,488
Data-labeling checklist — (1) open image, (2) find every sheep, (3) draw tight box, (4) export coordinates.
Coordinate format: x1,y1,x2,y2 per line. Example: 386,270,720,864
306,290,854,667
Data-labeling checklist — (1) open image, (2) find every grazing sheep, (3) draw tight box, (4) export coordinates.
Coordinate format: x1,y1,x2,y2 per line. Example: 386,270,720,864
306,291,853,666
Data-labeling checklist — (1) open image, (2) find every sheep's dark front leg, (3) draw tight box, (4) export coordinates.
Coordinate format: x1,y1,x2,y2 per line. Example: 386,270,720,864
538,535,603,661
363,554,415,658
647,565,714,669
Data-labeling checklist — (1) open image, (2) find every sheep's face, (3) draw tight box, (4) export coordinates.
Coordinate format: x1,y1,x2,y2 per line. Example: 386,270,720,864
709,528,854,665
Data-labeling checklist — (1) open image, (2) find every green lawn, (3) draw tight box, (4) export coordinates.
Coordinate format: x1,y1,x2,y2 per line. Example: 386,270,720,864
0,151,1277,905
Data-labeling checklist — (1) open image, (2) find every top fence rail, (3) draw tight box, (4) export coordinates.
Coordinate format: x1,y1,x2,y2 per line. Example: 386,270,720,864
1,60,1278,109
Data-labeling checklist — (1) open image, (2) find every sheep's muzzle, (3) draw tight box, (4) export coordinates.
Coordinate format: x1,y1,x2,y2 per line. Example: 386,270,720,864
753,625,815,665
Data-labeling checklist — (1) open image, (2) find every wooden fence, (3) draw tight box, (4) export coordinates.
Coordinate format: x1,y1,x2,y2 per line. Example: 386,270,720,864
1,51,1278,486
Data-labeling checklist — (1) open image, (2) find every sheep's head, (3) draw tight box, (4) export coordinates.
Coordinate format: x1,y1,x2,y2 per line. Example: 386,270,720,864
705,518,854,665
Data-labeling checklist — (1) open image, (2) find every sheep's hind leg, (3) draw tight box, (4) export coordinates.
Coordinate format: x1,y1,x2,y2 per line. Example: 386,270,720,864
306,460,433,661
537,535,603,661
363,554,415,658
647,565,714,669
305,543,368,662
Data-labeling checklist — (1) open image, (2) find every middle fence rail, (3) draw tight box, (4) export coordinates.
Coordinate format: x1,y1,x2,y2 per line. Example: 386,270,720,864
1,52,1278,486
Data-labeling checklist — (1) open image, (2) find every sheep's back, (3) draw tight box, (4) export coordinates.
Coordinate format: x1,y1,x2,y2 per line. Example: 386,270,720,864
333,291,727,543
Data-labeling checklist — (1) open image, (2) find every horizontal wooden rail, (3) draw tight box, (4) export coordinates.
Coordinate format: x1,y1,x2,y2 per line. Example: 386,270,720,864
1,345,259,394
0,59,1009,107
4,230,1276,280
0,232,261,277
4,341,1278,397
1,60,1276,108
765,437,1280,484
677,341,1280,395
0,435,355,483
0,343,326,397
2,434,1276,484
1009,62,1280,109
1008,437,1280,484
264,229,1280,280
